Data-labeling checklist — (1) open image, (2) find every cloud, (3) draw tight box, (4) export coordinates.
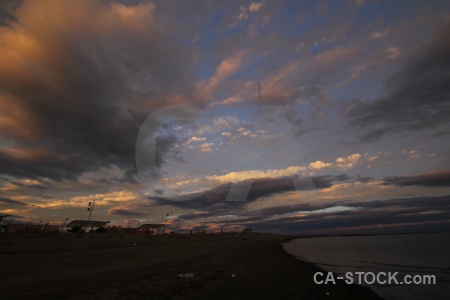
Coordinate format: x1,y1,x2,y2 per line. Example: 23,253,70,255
70,190,139,207
347,23,450,141
386,46,401,59
370,30,390,39
357,176,373,183
198,50,250,100
309,160,333,170
175,193,450,234
198,142,213,153
0,197,31,206
382,170,450,187
149,174,348,210
315,46,358,65
0,0,20,27
232,2,263,26
247,195,450,233
4,178,47,190
205,166,307,183
187,137,206,143
253,45,359,105
335,153,361,170
210,96,244,107
306,154,361,171
214,116,240,128
0,0,199,182
311,175,351,189
248,2,263,12
178,201,340,223
192,116,242,136
153,189,165,196
108,206,148,217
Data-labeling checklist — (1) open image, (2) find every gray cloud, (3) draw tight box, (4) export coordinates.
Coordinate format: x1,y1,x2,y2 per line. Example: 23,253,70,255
149,174,350,210
347,23,450,142
357,176,374,183
0,0,20,26
175,193,450,234
312,174,350,189
10,181,47,190
108,208,148,217
0,1,200,182
0,197,31,206
246,195,450,234
381,170,450,187
153,189,165,196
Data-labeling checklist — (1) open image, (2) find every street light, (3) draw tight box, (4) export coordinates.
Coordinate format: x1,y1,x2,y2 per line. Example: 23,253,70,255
162,211,173,234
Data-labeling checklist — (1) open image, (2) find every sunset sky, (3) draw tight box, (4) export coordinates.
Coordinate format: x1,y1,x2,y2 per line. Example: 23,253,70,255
1,0,449,234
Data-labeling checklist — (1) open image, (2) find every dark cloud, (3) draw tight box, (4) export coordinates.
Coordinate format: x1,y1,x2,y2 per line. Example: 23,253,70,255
176,194,450,234
194,201,343,224
0,1,200,182
153,189,165,196
347,23,450,142
0,0,21,26
149,182,239,210
255,202,338,217
431,130,450,137
108,208,148,217
149,174,350,210
246,195,450,234
10,181,47,190
251,209,450,234
285,111,316,137
351,195,450,210
381,170,450,187
312,174,351,188
357,176,374,183
0,197,31,206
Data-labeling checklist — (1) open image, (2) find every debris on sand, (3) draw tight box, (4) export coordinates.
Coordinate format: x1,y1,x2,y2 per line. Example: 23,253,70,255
177,273,194,278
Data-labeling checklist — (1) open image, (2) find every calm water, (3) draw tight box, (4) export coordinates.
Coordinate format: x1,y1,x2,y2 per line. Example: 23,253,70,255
283,232,450,300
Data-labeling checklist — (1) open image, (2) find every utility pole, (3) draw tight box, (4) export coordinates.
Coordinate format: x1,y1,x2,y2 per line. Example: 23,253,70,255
127,204,133,228
87,199,96,221
162,211,173,234
177,218,183,233
200,217,208,233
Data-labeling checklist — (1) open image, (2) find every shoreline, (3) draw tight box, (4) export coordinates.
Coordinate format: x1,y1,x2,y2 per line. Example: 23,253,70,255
1,233,382,299
279,235,383,299
278,230,449,243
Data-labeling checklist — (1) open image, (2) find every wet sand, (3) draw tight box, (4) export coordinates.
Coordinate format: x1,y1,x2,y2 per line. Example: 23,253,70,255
0,233,382,299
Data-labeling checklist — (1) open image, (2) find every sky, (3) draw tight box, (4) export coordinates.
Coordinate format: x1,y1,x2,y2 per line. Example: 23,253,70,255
0,0,449,234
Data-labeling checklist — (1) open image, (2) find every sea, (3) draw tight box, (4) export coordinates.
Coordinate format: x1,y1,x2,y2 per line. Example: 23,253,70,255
283,232,450,300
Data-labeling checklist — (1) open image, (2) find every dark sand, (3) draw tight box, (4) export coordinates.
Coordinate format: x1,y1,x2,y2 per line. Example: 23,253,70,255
0,233,381,299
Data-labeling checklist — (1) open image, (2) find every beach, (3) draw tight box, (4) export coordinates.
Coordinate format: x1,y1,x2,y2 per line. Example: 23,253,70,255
0,233,381,299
